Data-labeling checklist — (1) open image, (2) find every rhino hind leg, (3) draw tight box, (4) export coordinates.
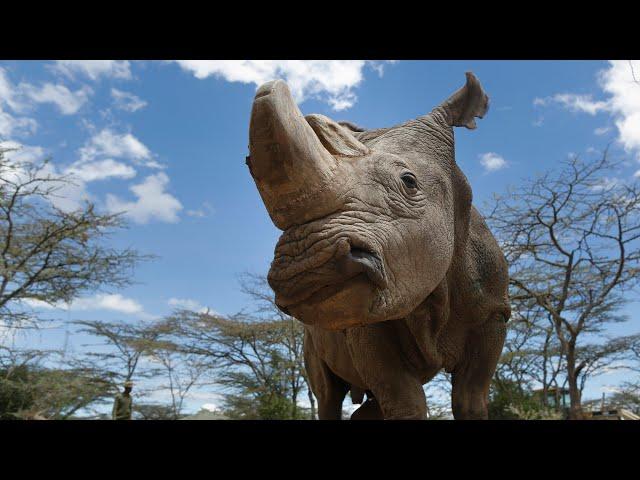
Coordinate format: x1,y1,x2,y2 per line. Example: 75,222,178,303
350,394,384,420
451,318,507,420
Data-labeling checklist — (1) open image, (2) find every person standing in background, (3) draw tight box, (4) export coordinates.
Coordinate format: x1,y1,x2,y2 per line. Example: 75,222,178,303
112,381,134,420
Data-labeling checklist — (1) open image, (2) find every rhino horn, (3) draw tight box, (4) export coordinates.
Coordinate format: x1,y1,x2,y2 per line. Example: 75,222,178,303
247,80,339,230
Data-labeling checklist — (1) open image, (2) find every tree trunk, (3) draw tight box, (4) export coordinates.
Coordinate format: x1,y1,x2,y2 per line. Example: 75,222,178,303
291,388,298,419
566,347,584,420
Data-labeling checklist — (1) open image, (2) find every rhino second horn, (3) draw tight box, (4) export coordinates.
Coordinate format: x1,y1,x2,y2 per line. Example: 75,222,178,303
248,80,337,230
305,114,370,157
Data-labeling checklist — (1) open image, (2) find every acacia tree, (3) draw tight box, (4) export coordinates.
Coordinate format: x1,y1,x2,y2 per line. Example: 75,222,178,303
494,296,569,411
489,302,569,419
237,273,311,417
73,320,162,395
154,273,313,420
496,306,553,392
145,339,210,419
0,346,112,419
0,345,51,418
155,275,312,420
132,403,178,420
609,333,640,413
0,147,146,330
158,310,310,419
487,151,640,419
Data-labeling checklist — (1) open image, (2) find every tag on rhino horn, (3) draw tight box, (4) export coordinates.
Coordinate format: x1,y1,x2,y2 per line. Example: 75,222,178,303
305,114,370,157
439,72,489,130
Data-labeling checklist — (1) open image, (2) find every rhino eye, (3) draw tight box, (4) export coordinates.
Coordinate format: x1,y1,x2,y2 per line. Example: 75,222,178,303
401,173,418,190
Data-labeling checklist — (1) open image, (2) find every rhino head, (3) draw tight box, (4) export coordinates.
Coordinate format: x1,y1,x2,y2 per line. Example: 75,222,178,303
247,72,489,330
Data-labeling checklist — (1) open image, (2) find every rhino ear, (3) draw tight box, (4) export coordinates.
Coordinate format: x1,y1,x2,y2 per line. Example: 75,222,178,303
437,72,489,130
305,114,370,157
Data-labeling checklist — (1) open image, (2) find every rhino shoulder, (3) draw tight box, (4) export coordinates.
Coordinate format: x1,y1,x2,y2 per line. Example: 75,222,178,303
453,206,510,323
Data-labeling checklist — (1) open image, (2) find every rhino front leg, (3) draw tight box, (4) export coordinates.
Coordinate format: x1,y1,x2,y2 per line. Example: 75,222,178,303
451,318,507,420
304,330,349,420
346,323,427,420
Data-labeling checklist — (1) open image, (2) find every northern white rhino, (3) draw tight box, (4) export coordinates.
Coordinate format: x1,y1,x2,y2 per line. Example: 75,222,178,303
246,72,510,419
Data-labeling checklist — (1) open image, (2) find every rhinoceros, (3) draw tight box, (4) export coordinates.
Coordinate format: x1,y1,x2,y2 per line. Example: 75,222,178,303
246,72,510,420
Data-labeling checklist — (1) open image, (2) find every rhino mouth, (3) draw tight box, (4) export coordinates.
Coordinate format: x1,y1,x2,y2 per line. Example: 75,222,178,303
270,241,387,312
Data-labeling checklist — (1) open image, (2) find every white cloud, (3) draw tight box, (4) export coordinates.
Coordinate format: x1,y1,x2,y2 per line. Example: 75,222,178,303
600,385,621,394
0,111,37,138
111,88,147,112
72,294,144,314
19,82,91,115
0,67,28,113
2,67,89,117
186,201,214,218
598,60,640,158
168,297,201,310
0,145,44,206
106,172,183,224
65,159,136,182
1,141,135,212
0,68,14,105
168,297,209,313
479,152,508,172
594,126,612,136
536,61,640,161
590,176,622,191
0,142,86,212
556,93,609,115
78,128,157,167
53,60,132,81
0,140,45,165
369,60,397,77
0,67,37,138
534,93,609,115
4,130,172,218
170,60,394,111
23,293,145,316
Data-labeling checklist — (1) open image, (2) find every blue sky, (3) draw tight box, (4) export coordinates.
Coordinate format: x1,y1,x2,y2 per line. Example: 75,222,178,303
1,60,639,414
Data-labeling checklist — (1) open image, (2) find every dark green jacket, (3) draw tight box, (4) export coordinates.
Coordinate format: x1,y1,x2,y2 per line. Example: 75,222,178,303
112,393,132,420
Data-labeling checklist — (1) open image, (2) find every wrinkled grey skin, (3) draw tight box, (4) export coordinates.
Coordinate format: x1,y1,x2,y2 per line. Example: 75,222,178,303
247,72,510,419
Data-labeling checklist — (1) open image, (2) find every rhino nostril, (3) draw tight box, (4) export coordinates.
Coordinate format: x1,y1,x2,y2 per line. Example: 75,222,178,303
338,245,387,289
350,246,377,259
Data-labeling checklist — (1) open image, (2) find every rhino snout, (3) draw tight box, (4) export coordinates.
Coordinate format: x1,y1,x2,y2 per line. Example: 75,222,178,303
268,236,385,311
